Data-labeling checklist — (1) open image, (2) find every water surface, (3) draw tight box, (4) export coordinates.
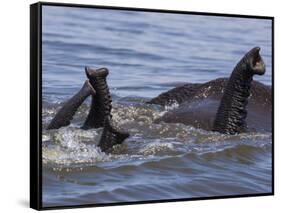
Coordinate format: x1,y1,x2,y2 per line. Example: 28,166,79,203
42,6,272,207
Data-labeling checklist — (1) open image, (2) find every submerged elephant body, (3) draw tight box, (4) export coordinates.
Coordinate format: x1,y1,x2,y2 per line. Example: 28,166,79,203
149,47,271,134
151,78,272,133
47,47,272,152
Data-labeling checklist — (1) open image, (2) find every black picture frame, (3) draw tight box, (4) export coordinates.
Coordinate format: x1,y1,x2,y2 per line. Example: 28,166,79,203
30,2,274,210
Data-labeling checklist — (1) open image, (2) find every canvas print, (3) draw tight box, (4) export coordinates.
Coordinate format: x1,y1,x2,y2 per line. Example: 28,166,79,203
39,4,273,208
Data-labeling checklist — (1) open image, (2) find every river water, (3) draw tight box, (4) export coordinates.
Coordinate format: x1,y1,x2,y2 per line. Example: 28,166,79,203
41,5,272,207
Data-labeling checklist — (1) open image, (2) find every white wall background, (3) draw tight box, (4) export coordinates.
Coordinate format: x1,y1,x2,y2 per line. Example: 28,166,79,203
0,0,279,212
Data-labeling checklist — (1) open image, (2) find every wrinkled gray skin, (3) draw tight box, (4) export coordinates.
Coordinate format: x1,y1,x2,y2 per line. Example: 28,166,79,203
47,67,129,153
82,67,113,129
82,67,130,152
149,47,271,133
47,80,96,130
213,47,266,134
98,116,130,153
47,47,271,153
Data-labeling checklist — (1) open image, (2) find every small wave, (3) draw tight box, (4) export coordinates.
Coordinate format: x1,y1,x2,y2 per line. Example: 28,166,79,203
42,101,272,171
138,140,180,156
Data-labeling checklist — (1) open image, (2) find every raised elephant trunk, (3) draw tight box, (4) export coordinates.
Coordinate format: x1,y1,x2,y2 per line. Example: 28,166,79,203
82,67,113,129
47,80,96,130
98,116,130,153
213,47,266,134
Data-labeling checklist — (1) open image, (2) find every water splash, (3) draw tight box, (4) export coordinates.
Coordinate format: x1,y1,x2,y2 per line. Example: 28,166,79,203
42,100,271,170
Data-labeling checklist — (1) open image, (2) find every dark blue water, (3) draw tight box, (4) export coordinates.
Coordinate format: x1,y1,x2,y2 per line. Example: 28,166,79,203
41,6,272,207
